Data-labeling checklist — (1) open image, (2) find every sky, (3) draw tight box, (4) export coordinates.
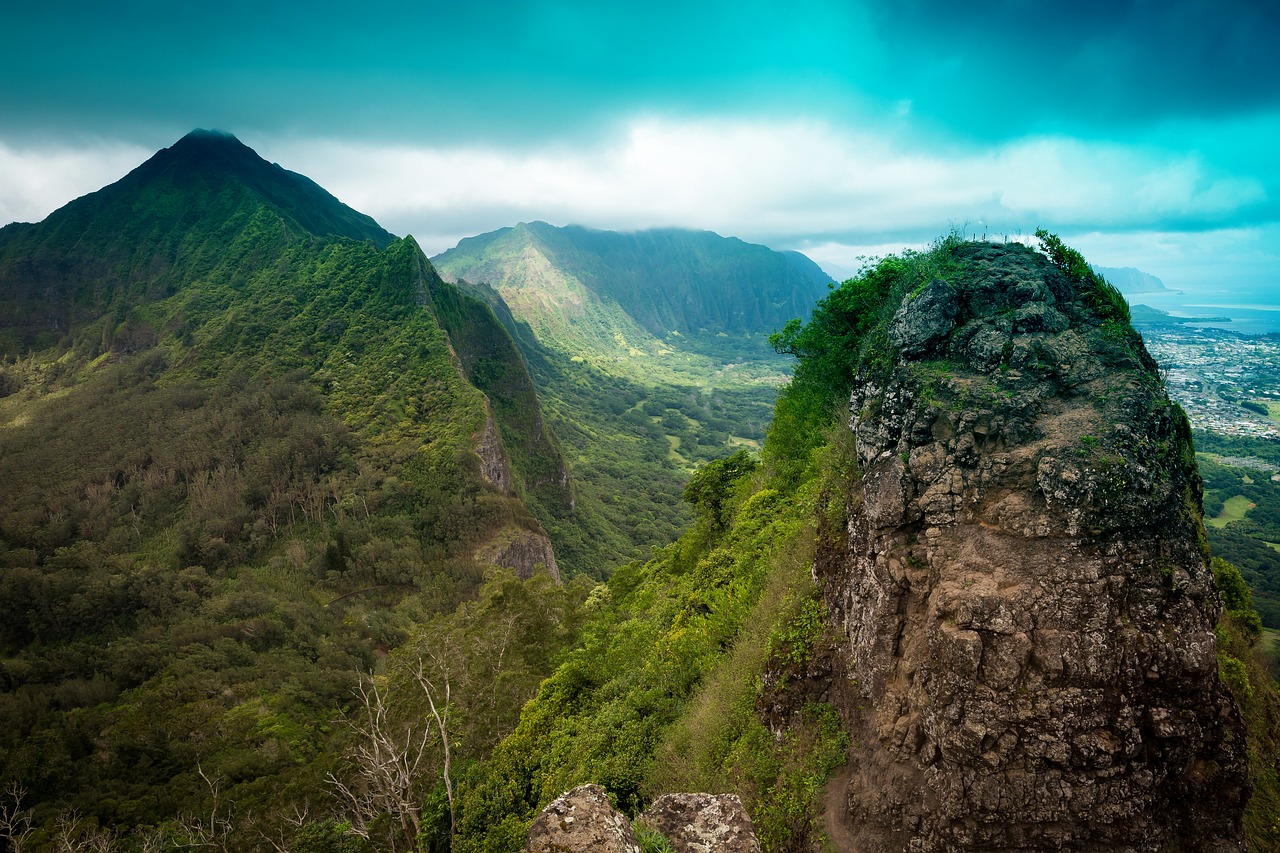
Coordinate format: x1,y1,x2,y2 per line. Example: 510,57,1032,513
2,0,1278,290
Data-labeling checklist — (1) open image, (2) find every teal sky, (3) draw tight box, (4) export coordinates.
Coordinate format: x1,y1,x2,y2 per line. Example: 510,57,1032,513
2,0,1277,290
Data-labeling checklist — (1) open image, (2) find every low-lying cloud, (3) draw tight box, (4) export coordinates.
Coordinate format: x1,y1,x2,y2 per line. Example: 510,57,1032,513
1,116,1272,291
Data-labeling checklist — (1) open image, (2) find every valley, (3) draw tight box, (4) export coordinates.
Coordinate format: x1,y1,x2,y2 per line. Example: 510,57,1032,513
0,131,838,851
1,133,1278,852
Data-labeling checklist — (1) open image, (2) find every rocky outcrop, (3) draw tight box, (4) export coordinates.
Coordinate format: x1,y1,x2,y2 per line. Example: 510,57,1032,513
526,786,762,853
526,784,640,853
475,524,561,582
638,793,761,853
821,243,1247,851
474,407,514,492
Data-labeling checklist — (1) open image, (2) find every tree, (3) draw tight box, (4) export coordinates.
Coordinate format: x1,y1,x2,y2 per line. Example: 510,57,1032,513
682,449,759,534
328,677,433,853
0,781,33,853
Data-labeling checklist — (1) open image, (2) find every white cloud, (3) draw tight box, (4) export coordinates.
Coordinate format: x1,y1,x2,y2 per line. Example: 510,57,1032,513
275,118,1266,257
0,140,153,225
1067,225,1280,294
1,118,1269,294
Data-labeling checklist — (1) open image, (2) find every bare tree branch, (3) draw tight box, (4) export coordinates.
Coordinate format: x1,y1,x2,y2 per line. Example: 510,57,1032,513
0,781,33,853
328,675,432,852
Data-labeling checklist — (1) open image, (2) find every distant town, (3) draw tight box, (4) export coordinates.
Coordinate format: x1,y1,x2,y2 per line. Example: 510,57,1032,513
1141,325,1280,438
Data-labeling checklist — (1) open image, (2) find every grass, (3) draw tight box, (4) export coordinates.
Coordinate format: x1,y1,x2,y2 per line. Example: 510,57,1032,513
1208,494,1256,529
1265,401,1280,427
1262,628,1280,663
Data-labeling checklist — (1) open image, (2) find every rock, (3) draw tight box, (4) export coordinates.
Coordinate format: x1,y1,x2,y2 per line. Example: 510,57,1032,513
475,525,561,582
638,793,761,853
889,278,958,358
526,784,641,853
820,242,1248,851
473,405,513,492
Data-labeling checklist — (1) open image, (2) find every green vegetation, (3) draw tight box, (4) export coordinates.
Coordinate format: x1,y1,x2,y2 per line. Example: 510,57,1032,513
1034,228,1131,325
1195,431,1280,468
432,221,832,359
446,233,792,577
0,133,582,848
1210,495,1258,528
768,242,943,487
635,824,677,853
446,437,848,852
1213,559,1280,851
442,239,994,851
1197,451,1280,627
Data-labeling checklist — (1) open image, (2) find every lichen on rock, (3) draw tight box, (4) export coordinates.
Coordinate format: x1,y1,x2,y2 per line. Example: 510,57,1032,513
526,783,641,853
820,241,1248,851
638,793,761,853
525,786,763,853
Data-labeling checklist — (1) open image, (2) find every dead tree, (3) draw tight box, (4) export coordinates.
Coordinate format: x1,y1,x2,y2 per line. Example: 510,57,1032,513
328,677,431,852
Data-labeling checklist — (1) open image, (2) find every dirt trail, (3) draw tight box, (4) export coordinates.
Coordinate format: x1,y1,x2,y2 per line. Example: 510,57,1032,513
822,759,858,852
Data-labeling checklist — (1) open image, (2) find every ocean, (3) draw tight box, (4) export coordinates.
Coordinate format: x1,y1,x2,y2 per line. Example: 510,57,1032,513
1126,289,1280,336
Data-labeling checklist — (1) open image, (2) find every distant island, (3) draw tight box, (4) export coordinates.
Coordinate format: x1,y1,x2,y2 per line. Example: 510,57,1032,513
1094,265,1176,294
1130,302,1231,325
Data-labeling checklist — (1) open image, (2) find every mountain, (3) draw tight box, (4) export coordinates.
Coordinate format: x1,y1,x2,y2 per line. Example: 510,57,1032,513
443,235,1278,852
432,220,833,369
0,130,579,842
1093,264,1173,294
1129,302,1231,326
822,242,1244,849
428,222,835,575
0,129,394,355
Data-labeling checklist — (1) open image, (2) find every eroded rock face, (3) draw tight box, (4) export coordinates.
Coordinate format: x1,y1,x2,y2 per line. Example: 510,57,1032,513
823,243,1248,851
475,525,561,582
474,408,514,492
638,793,761,853
526,783,641,853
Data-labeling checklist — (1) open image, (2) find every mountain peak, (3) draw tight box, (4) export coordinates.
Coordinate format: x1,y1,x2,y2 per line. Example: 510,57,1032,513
434,221,833,343
108,129,395,246
183,127,240,141
0,130,396,352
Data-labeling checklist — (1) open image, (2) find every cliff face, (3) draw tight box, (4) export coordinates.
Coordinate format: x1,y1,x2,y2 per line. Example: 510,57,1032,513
821,243,1248,850
476,525,561,583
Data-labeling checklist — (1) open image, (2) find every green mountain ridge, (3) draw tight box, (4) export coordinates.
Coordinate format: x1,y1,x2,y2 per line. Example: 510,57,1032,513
0,131,581,843
432,220,833,377
430,221,834,577
0,129,394,356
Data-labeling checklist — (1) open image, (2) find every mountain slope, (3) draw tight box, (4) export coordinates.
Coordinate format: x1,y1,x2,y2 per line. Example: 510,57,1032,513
445,235,1278,852
1093,264,1172,294
0,131,576,842
431,222,832,574
432,220,832,372
0,129,394,355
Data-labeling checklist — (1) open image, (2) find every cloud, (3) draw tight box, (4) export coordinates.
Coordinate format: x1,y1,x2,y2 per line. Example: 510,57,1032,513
0,140,153,226
275,116,1269,255
1069,225,1280,294
2,115,1271,298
